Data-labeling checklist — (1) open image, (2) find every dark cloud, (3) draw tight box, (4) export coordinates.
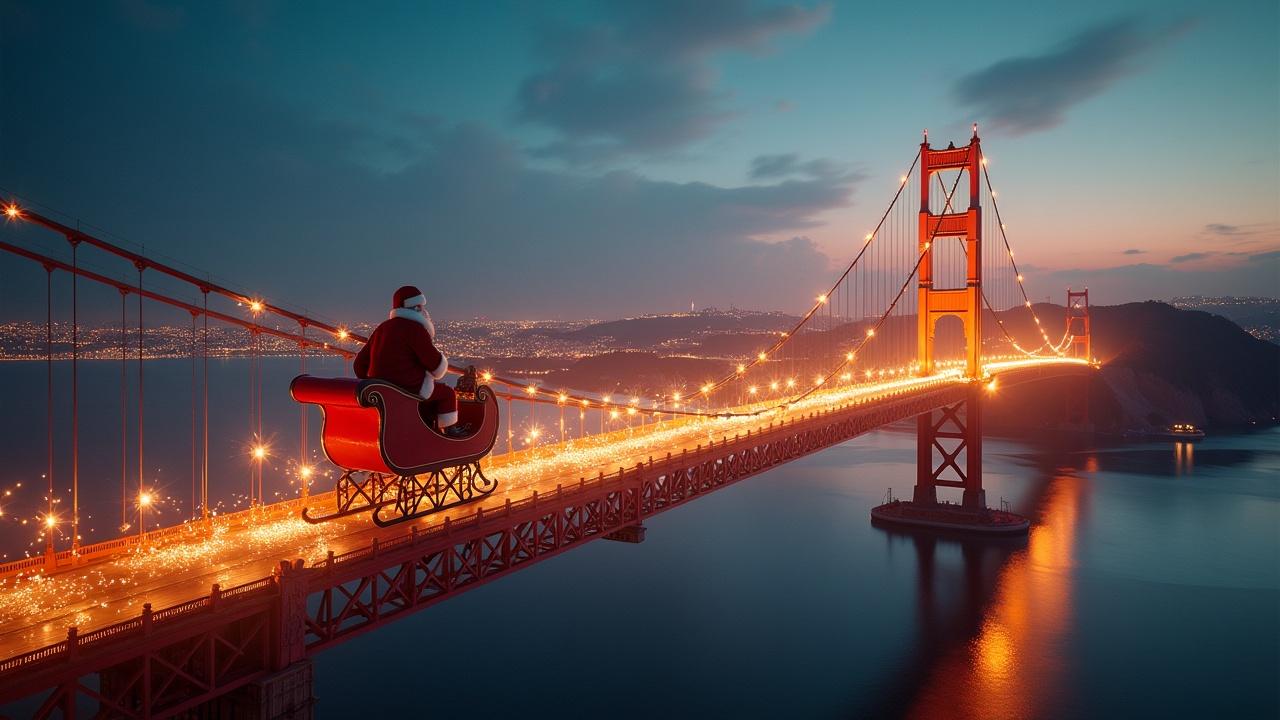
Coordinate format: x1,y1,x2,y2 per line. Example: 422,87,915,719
748,153,847,180
517,1,831,161
1171,252,1211,263
1197,222,1278,245
953,17,1188,135
1205,223,1242,236
1122,248,1145,255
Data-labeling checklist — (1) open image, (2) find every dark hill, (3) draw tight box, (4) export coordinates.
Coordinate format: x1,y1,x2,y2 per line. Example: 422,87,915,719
987,301,1279,431
544,352,729,396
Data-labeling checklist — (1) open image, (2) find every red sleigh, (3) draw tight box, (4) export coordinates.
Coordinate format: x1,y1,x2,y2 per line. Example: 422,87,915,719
290,368,500,526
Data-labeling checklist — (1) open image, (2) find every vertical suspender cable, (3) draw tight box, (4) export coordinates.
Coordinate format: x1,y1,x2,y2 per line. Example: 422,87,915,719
136,263,145,521
70,240,79,552
190,311,197,519
120,289,127,529
201,290,209,521
44,265,54,557
299,322,308,500
256,330,263,504
250,326,258,504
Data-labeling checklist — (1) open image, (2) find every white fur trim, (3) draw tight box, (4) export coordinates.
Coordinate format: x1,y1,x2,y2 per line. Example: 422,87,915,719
400,293,427,309
422,310,436,340
430,353,449,380
419,377,435,400
389,306,429,327
437,410,458,428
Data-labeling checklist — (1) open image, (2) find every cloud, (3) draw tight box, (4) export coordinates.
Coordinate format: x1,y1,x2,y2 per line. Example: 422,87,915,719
748,153,848,180
1196,222,1278,247
1171,252,1211,263
1122,248,1145,255
1205,223,1242,236
517,1,831,161
952,16,1188,135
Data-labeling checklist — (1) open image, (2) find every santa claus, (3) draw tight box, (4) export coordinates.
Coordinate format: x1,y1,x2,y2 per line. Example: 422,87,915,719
354,285,468,437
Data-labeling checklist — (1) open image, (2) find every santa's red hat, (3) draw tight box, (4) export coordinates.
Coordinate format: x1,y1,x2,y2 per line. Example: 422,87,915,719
392,285,427,309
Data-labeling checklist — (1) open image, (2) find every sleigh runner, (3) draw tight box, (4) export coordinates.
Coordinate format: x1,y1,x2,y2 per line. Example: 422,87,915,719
290,367,499,526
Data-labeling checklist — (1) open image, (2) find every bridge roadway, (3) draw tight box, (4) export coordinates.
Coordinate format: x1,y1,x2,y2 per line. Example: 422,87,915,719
0,360,1087,706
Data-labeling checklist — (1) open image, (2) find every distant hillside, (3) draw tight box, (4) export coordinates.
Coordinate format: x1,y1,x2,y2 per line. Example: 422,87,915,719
1172,296,1279,345
543,352,729,395
987,301,1279,431
562,310,798,348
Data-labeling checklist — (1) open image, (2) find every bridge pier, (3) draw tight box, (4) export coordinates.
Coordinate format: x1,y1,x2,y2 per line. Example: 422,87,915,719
911,385,985,510
873,384,1028,535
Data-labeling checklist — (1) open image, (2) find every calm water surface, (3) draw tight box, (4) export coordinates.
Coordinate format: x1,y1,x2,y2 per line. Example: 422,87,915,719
316,427,1278,719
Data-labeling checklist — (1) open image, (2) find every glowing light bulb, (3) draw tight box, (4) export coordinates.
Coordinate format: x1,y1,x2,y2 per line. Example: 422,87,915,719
249,300,264,314
758,352,767,361
4,204,20,219
814,377,824,386
336,328,350,340
300,466,313,479
786,378,796,388
981,157,988,166
736,364,745,374
866,328,876,337
673,392,682,402
630,396,639,405
770,381,779,391
817,294,828,304
610,410,620,419
139,492,153,507
627,407,637,416
252,445,267,460
748,386,758,395
558,393,568,404
581,398,590,407
525,385,537,395
845,352,854,361
44,515,55,528
603,395,613,404
481,371,493,382
1016,274,1024,282
529,428,541,439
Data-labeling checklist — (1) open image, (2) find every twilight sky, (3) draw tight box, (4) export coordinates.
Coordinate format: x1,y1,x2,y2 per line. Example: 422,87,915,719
1,0,1276,322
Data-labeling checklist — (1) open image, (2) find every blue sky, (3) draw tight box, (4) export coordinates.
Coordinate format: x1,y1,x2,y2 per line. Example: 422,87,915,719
1,0,1276,320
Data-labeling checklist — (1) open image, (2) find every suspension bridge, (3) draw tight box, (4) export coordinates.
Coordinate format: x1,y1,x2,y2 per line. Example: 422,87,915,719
0,129,1094,718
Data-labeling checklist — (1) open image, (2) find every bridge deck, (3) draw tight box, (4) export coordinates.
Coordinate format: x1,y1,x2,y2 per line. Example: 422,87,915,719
0,361,1086,680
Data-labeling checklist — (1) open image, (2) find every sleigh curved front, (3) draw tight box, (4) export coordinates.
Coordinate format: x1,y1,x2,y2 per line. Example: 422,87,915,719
290,375,500,477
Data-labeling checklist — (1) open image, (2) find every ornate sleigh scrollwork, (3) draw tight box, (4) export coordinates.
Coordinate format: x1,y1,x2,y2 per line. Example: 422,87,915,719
371,461,498,527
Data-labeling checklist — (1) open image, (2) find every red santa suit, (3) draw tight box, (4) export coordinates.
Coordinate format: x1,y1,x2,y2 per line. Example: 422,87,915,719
354,286,458,427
